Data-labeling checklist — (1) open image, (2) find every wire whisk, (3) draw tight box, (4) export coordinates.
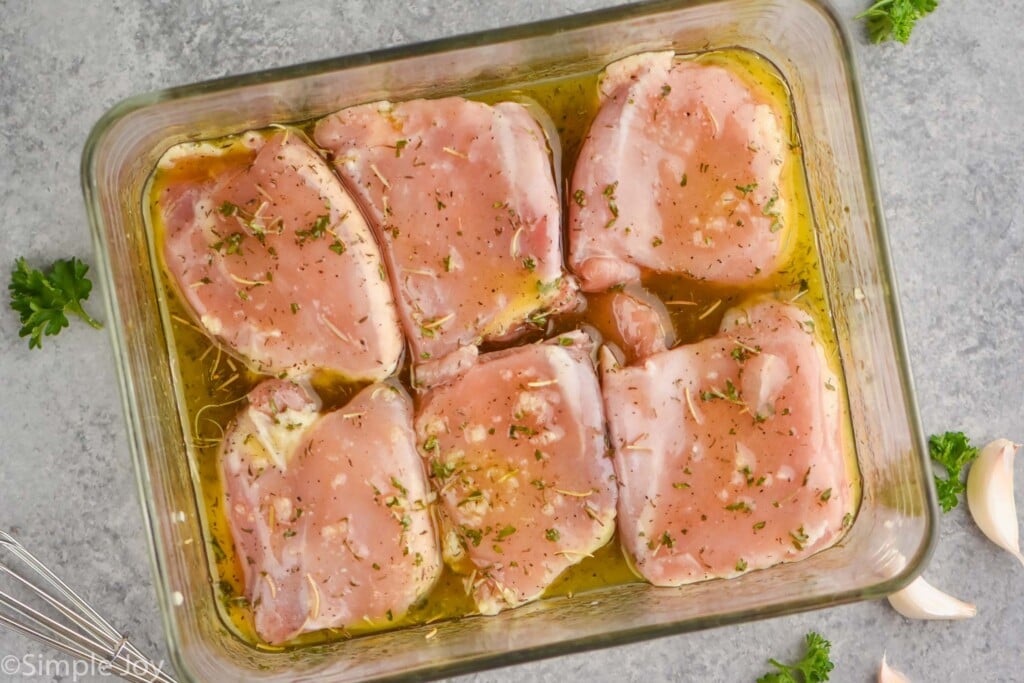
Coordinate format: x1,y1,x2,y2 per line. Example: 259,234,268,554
0,530,177,683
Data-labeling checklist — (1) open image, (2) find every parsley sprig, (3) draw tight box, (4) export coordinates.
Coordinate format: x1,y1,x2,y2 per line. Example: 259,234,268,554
857,0,938,44
758,631,834,682
8,257,102,349
929,431,979,513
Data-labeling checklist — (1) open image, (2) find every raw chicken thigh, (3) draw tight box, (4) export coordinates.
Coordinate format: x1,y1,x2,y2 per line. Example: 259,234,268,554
220,379,442,643
601,298,853,586
569,52,793,291
314,97,576,378
414,333,616,614
157,130,403,380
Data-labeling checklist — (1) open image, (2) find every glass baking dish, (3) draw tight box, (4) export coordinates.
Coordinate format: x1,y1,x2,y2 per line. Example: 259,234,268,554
81,0,937,680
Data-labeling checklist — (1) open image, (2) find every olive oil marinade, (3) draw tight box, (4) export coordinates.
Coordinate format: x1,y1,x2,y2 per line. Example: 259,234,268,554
146,48,848,650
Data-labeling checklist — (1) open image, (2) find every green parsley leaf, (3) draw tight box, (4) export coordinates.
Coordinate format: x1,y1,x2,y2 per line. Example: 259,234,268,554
212,232,245,255
602,182,619,227
757,631,834,682
934,477,964,513
929,431,979,512
9,257,103,349
295,214,330,244
430,460,455,479
390,476,407,497
209,537,227,563
537,278,560,295
458,490,483,507
856,0,938,44
508,424,536,440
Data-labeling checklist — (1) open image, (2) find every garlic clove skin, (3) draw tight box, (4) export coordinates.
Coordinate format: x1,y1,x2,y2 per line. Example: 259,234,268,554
879,653,912,683
966,438,1023,565
887,576,976,620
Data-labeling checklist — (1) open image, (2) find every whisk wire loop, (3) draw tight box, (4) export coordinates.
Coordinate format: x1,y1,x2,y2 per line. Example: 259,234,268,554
0,530,177,683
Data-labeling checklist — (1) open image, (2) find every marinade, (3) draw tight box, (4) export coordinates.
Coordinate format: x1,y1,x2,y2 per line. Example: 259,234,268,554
144,48,856,650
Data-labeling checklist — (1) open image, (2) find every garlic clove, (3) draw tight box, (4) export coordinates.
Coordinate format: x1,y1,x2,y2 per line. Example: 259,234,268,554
879,653,912,683
887,576,976,620
966,438,1023,565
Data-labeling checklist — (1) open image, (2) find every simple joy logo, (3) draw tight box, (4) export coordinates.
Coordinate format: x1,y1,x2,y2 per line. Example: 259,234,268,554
1,652,168,681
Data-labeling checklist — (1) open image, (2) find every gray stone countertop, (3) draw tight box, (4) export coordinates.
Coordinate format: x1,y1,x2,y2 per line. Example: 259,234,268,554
1,1,1021,681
